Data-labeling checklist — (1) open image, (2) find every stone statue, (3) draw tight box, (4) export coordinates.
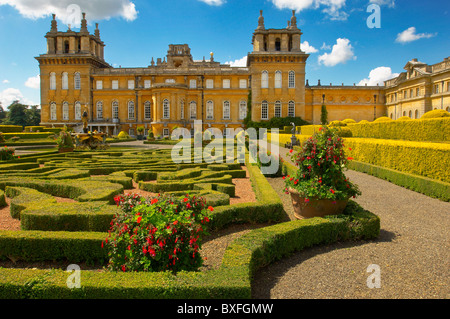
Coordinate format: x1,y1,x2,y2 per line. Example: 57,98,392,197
82,110,88,133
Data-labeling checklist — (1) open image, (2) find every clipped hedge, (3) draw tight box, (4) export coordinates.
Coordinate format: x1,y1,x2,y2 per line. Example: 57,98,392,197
421,109,450,119
347,118,450,142
0,125,23,133
345,138,450,183
0,189,5,208
1,133,54,140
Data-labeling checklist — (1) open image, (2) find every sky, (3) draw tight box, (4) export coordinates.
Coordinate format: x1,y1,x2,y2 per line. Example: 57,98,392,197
0,0,449,108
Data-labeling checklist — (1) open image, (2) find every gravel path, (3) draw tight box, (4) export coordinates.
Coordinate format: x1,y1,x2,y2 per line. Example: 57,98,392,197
252,144,450,299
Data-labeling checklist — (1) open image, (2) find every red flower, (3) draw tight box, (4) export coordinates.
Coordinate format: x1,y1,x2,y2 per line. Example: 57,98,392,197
330,188,335,194
347,157,354,161
151,198,158,205
289,149,293,153
173,220,179,225
183,197,189,202
208,206,214,212
136,216,142,224
121,265,126,272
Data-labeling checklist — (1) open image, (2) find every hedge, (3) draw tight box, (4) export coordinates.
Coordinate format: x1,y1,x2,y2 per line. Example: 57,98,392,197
0,189,5,208
347,160,450,202
345,138,450,183
347,118,450,142
1,133,54,140
0,200,379,299
0,125,23,133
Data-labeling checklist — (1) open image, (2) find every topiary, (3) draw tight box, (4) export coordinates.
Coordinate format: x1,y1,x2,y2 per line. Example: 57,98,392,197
342,119,356,124
358,120,370,124
374,116,392,122
328,120,346,127
421,109,450,119
117,131,129,139
397,116,411,121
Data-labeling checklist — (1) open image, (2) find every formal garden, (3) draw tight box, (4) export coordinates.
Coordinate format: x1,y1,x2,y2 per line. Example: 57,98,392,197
0,109,448,299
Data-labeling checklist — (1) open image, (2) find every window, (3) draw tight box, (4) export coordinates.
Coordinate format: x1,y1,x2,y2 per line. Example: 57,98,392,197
416,87,420,97
62,72,68,90
403,91,407,99
112,80,119,90
128,80,135,90
239,101,247,120
180,100,185,119
62,102,69,120
96,101,103,119
239,79,247,89
408,110,412,118
288,71,295,88
75,102,81,120
128,101,135,120
144,101,152,120
165,79,175,84
74,72,81,90
275,38,281,51
434,84,440,94
163,128,170,137
112,101,119,119
51,103,57,120
410,89,413,98
96,80,103,90
274,101,281,118
206,100,214,120
223,101,230,119
129,128,135,136
275,71,282,89
190,101,197,120
223,79,230,89
50,73,56,90
261,71,269,89
288,101,295,117
447,82,450,92
144,80,151,89
206,79,214,89
415,110,419,119
163,99,170,119
189,79,197,89
261,101,268,120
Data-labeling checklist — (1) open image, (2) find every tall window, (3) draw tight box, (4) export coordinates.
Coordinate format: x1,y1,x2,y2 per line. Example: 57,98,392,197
50,73,56,90
239,101,247,120
288,101,295,117
50,102,57,120
434,84,440,94
189,79,197,89
180,100,185,119
112,80,119,90
416,87,420,97
239,79,247,89
408,110,412,118
62,102,69,120
415,110,419,119
75,102,82,120
288,71,295,88
223,101,230,119
62,72,68,90
261,101,268,120
163,99,170,119
128,101,135,120
206,79,214,89
274,101,281,118
206,100,214,120
144,101,152,120
112,101,119,119
190,101,197,120
128,80,135,90
223,79,230,89
96,80,103,90
144,80,151,89
261,71,269,88
96,101,103,119
275,71,282,88
74,72,81,90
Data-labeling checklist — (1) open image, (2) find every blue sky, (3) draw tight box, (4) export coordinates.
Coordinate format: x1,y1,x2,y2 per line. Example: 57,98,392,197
0,0,449,108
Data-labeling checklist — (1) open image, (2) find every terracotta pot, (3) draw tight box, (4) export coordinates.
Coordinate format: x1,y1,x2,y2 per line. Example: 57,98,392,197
288,187,348,220
58,147,74,153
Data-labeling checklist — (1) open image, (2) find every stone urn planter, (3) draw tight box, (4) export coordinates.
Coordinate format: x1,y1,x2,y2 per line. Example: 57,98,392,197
288,187,348,220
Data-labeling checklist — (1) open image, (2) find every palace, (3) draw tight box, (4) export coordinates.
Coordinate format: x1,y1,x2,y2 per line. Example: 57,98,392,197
36,11,450,137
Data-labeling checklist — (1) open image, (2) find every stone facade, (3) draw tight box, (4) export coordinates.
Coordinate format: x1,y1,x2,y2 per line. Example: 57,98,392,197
35,12,449,137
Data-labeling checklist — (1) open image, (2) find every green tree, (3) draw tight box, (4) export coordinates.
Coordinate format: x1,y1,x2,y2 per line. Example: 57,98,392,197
243,89,252,127
320,104,328,125
0,102,6,123
26,105,41,126
4,101,28,127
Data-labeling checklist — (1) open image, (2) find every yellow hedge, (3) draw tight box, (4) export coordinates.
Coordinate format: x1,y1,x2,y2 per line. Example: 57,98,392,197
345,138,450,183
268,133,311,146
347,118,450,142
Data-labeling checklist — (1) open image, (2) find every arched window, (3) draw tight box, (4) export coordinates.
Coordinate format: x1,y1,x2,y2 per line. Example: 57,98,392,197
408,110,412,118
62,102,69,120
402,111,406,116
50,73,56,90
288,101,295,117
261,71,269,89
74,72,81,90
239,101,247,120
206,100,214,120
261,101,268,120
112,101,119,119
50,102,57,120
75,102,81,120
415,110,419,119
223,101,230,119
128,101,135,120
274,101,282,118
62,72,68,90
390,113,393,119
275,71,282,89
190,101,197,120
163,99,170,119
288,71,295,88
446,106,450,112
144,101,152,120
96,101,103,119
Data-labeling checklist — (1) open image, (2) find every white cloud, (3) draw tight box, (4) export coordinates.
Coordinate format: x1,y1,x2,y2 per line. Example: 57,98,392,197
0,0,138,27
198,0,226,5
318,38,356,67
370,0,395,8
321,42,331,50
25,75,40,89
225,56,247,67
357,66,399,86
0,88,37,107
2,79,9,84
395,27,436,44
301,41,318,54
270,0,348,20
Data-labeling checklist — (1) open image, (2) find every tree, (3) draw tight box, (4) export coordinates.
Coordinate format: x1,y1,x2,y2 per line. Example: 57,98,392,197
320,104,328,125
3,101,40,127
26,105,41,126
0,102,6,123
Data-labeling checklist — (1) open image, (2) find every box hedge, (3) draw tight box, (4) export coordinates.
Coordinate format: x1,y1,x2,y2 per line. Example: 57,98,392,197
0,125,23,133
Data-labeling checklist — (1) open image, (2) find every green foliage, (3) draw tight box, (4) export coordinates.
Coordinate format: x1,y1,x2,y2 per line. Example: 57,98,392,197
0,146,15,161
117,131,129,139
285,126,361,201
374,116,392,122
56,131,74,150
0,125,23,133
421,109,450,119
320,104,328,125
